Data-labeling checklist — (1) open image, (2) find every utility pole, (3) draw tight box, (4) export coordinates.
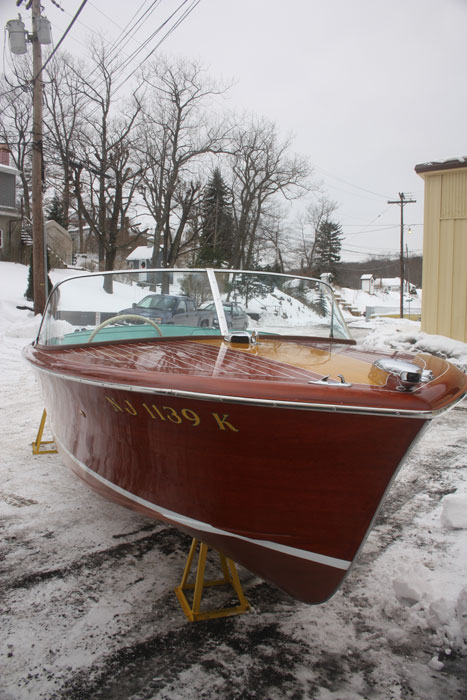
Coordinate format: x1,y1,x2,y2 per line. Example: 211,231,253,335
7,1,51,314
387,192,416,318
31,0,46,315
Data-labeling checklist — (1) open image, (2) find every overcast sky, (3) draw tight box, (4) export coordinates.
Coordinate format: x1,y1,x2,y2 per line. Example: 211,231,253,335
2,0,466,262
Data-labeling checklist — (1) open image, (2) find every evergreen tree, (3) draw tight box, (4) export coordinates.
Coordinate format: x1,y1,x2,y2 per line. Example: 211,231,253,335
313,219,343,280
46,192,67,228
312,288,329,318
25,249,53,302
196,168,234,267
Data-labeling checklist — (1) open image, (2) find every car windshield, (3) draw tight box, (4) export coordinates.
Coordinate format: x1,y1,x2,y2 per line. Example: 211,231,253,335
138,295,177,310
203,303,235,312
36,269,351,346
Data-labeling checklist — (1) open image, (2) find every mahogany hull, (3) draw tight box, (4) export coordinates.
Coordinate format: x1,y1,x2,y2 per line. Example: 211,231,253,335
31,366,427,603
24,336,466,604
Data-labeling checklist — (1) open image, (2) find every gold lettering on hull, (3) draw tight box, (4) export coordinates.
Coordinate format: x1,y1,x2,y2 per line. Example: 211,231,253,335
211,413,239,432
105,397,239,432
106,397,124,413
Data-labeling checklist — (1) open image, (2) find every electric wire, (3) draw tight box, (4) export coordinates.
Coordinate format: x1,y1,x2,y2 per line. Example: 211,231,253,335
2,0,92,103
62,0,201,116
3,0,202,104
33,0,89,81
314,164,391,200
41,1,160,100
109,1,184,83
102,0,164,68
340,225,399,236
66,0,191,98
75,0,201,126
112,0,200,94
87,0,137,32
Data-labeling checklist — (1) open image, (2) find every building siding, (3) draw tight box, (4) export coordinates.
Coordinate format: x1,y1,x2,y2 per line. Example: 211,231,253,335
418,165,467,342
441,171,467,219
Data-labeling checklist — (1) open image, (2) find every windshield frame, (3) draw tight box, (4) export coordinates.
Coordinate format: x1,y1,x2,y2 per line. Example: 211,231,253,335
35,267,351,347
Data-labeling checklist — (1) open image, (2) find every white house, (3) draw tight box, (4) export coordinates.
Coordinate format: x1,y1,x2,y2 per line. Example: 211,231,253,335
375,277,416,294
374,277,406,292
360,274,375,294
126,245,155,270
126,245,167,285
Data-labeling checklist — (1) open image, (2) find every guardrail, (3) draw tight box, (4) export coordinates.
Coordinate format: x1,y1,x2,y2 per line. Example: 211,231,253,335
365,305,421,319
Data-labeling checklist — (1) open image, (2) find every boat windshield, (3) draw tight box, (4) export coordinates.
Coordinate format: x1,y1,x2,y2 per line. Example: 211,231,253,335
36,268,351,346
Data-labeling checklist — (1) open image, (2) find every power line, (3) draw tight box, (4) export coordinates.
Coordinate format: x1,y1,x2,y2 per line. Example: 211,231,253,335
341,225,400,236
87,0,136,31
68,0,201,115
111,0,186,83
104,0,163,67
112,0,201,94
33,0,89,81
40,2,160,100
342,222,422,227
314,164,391,200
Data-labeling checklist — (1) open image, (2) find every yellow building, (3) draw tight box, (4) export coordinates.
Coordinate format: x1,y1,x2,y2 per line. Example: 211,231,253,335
415,157,467,343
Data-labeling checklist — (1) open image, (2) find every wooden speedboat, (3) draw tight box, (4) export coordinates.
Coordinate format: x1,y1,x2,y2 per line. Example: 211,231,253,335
24,269,467,604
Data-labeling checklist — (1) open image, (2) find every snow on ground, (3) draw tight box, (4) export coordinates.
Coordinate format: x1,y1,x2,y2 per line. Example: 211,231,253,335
1,262,466,700
337,286,422,318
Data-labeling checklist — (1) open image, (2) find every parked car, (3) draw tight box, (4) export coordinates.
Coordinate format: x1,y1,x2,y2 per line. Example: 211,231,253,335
119,294,201,326
198,302,249,330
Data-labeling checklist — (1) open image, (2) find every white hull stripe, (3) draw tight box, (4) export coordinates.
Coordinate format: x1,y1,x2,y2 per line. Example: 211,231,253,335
56,437,351,572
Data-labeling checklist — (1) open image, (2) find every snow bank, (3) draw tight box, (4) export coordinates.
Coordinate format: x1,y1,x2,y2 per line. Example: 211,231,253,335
441,494,467,529
357,317,467,372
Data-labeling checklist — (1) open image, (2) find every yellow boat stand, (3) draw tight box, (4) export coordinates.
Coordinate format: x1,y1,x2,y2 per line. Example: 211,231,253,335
32,409,58,455
175,538,251,622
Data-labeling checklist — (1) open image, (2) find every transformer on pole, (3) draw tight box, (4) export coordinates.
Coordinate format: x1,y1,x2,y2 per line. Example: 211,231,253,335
6,18,27,54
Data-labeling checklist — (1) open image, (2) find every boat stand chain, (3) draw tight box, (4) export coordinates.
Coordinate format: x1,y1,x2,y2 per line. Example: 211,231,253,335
174,538,250,622
32,409,58,455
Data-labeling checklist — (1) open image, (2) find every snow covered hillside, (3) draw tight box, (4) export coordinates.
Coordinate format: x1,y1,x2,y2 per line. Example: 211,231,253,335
337,285,422,318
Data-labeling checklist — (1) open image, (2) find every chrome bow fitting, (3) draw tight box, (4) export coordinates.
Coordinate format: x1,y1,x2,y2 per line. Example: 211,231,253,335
225,330,258,345
373,358,433,391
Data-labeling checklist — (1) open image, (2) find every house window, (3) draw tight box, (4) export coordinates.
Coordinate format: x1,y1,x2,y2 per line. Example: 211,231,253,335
0,172,16,207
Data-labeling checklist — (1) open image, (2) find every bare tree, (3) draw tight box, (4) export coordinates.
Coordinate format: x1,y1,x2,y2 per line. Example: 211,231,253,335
0,77,34,223
42,53,87,230
294,195,337,274
63,42,145,289
254,204,290,272
228,117,313,269
137,57,231,267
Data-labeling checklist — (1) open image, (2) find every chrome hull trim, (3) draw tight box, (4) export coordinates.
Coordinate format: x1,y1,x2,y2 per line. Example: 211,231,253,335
30,364,447,419
55,437,351,572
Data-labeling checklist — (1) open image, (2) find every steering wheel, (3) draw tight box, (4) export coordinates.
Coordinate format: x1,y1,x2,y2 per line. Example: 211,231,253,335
87,314,163,343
